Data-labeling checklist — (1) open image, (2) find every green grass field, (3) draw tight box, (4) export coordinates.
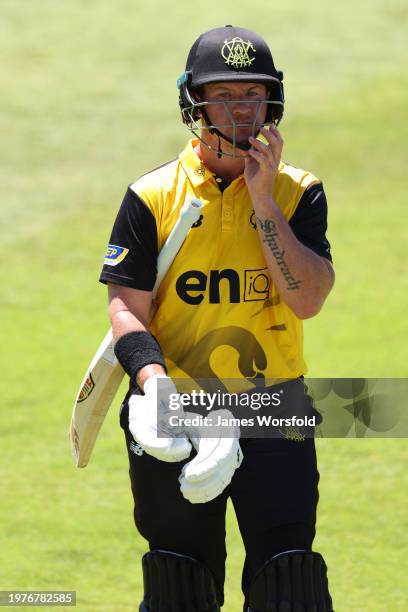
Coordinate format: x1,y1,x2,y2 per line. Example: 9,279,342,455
1,0,407,609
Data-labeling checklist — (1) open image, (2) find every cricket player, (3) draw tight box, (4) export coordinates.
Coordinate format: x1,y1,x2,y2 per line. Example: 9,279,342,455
100,25,335,611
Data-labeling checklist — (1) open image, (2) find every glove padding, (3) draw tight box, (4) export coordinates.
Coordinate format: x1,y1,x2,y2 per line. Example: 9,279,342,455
128,374,192,462
179,409,243,504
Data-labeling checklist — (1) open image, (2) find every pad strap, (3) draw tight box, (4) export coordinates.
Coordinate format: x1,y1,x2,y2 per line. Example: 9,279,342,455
114,331,167,387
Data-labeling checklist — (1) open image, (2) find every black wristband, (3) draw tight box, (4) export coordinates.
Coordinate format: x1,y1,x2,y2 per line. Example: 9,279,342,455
114,331,167,386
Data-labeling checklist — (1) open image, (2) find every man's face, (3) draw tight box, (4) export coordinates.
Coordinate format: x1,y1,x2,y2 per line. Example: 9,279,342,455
199,81,269,145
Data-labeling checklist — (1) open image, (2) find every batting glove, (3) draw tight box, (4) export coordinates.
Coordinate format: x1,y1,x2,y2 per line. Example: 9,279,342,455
128,374,192,462
179,409,243,503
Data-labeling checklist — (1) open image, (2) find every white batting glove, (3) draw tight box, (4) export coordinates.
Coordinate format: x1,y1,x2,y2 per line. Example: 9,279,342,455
179,409,243,503
128,374,192,462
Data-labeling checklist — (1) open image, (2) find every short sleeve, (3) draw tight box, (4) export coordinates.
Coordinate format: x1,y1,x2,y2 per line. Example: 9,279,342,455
289,182,332,262
99,187,158,290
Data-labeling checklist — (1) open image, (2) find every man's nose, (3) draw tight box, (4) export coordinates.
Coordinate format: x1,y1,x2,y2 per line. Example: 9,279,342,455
230,100,256,119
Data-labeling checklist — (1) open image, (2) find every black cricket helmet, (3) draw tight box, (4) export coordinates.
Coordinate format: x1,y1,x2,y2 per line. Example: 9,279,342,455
177,25,284,156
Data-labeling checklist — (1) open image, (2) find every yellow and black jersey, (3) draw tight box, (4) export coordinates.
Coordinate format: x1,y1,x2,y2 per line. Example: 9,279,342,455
100,138,332,383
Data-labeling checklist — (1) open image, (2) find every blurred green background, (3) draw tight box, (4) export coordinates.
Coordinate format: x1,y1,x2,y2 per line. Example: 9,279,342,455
1,0,407,609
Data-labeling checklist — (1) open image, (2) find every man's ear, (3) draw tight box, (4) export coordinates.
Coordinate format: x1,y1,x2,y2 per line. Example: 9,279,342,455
190,87,204,122
192,86,203,102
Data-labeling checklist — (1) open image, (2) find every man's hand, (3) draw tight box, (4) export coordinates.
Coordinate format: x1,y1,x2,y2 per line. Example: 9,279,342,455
128,374,192,462
244,125,283,204
179,409,243,503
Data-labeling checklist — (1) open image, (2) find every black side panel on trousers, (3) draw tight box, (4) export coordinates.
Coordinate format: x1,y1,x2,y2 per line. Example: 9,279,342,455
142,550,220,612
247,550,333,612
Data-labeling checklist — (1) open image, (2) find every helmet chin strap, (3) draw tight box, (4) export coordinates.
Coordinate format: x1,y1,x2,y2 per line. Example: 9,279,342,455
201,108,255,159
212,127,252,158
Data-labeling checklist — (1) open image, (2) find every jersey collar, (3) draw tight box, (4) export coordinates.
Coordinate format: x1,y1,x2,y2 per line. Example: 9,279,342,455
179,139,215,187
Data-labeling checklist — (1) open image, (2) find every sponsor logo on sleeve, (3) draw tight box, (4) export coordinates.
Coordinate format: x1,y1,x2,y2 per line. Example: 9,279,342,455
104,244,129,266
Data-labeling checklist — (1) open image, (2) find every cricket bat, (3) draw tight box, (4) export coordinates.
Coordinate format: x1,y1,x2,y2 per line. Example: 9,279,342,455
70,197,203,467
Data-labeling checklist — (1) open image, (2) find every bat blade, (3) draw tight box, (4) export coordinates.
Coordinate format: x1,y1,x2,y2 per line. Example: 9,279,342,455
70,329,122,467
70,197,203,467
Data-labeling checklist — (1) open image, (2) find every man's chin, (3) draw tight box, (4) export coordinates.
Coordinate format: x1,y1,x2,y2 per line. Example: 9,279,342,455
235,128,261,144
219,135,253,154
225,132,252,147
218,139,250,153
235,139,251,151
